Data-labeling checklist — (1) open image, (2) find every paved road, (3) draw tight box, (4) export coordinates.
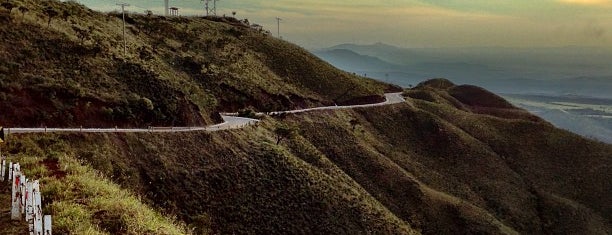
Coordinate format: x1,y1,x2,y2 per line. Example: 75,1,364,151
6,116,260,134
6,93,405,134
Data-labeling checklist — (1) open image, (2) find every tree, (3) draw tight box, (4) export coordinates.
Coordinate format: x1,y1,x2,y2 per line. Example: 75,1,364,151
61,9,70,21
1,2,14,13
349,119,360,131
232,11,236,17
43,6,58,27
18,6,27,17
274,124,296,145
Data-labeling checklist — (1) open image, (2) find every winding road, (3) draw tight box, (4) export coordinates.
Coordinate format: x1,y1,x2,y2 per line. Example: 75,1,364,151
5,93,405,134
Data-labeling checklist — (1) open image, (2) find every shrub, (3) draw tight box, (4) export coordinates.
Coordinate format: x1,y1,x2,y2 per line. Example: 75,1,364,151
274,124,297,145
238,109,257,119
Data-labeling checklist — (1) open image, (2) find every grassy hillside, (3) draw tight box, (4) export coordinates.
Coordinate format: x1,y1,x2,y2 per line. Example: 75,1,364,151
3,79,610,234
0,0,393,128
2,138,190,234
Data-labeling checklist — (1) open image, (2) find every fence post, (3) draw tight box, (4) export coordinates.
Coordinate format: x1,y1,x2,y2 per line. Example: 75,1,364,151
1,159,5,181
43,215,52,235
33,180,43,234
26,180,34,223
11,171,22,220
21,177,27,215
8,162,12,180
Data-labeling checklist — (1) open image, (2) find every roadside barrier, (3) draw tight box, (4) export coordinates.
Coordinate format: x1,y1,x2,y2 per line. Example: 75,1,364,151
2,157,52,235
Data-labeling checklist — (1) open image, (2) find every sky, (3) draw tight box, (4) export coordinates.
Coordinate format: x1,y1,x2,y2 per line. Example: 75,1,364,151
76,0,612,49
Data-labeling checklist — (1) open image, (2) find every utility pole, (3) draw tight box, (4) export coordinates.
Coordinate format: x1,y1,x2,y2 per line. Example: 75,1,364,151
117,3,129,56
276,17,282,38
164,0,169,16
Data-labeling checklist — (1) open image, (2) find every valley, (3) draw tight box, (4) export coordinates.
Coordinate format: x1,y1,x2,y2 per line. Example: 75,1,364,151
504,94,612,144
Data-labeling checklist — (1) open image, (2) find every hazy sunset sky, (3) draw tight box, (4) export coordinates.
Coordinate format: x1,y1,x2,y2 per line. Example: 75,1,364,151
77,0,612,49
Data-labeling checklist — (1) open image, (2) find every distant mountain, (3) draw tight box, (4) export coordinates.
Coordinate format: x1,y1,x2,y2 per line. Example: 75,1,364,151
312,49,401,72
327,42,422,65
314,43,612,98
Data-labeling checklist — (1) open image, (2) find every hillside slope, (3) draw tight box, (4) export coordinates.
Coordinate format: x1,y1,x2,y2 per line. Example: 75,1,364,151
0,0,393,128
4,80,610,234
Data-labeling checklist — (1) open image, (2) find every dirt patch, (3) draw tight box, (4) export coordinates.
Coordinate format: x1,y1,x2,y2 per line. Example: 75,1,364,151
41,158,66,179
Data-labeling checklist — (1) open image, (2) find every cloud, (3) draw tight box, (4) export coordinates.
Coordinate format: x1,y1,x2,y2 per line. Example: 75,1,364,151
558,0,612,5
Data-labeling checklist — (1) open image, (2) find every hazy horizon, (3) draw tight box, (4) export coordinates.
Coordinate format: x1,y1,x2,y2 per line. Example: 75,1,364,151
74,0,612,49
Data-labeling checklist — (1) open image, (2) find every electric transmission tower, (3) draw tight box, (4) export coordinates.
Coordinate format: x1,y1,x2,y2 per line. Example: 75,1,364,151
202,0,220,16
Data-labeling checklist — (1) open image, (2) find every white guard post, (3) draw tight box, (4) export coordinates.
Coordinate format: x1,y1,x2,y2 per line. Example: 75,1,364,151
8,162,12,180
1,159,5,181
26,180,34,231
44,215,52,235
33,180,43,235
11,170,22,220
21,177,27,214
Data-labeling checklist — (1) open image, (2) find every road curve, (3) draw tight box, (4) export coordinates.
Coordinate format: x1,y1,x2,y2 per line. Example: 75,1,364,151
6,93,405,134
267,92,405,115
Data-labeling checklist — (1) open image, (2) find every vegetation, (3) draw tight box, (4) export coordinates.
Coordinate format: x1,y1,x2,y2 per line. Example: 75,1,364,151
274,124,297,144
349,118,360,130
